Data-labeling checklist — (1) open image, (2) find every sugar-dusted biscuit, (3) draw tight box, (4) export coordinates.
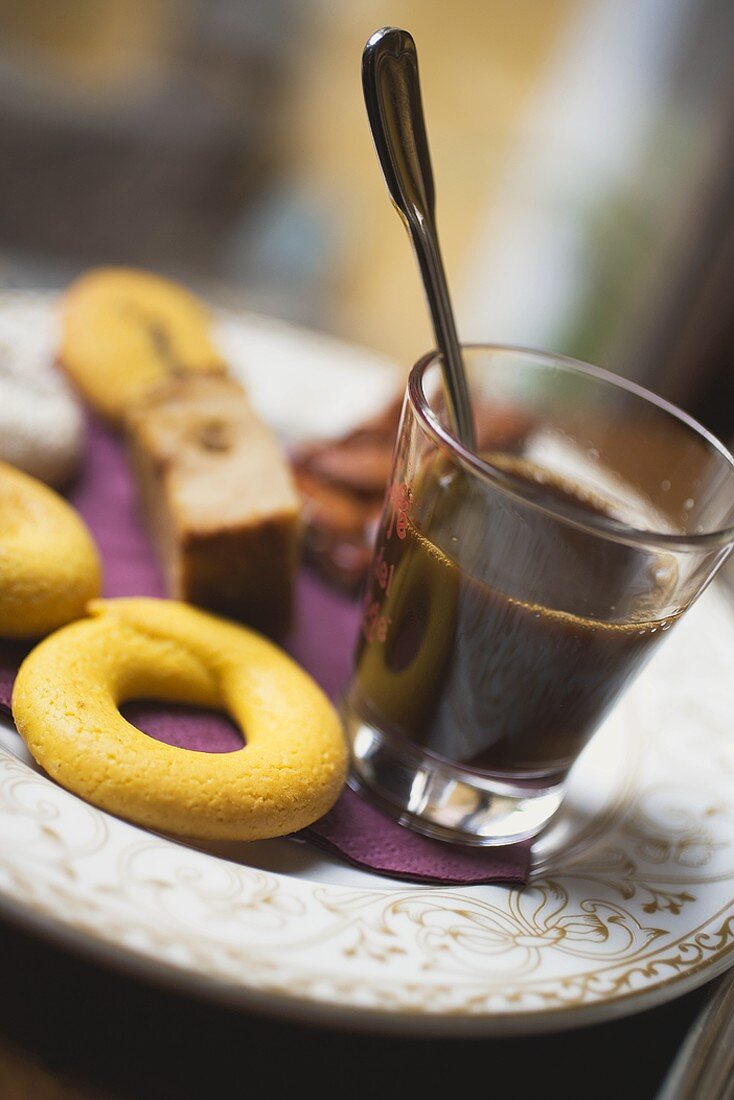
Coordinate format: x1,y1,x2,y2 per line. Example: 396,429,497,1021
0,304,84,486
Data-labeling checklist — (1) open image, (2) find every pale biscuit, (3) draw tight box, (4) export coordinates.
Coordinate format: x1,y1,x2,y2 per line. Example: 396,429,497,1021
0,305,84,486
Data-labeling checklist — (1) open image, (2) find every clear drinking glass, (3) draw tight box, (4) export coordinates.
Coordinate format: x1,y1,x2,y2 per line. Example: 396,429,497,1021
341,345,734,846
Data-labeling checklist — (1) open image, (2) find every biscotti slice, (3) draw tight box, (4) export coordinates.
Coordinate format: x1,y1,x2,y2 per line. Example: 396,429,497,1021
126,375,299,636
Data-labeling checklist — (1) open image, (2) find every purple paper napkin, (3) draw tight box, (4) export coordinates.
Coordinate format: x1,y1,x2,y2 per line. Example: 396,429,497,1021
0,415,531,885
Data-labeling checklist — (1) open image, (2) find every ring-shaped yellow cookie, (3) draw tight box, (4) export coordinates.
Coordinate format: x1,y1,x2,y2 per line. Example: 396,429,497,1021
12,598,347,840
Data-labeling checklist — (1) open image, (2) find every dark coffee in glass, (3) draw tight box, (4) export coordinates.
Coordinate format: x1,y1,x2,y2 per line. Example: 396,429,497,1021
349,457,678,784
341,346,734,845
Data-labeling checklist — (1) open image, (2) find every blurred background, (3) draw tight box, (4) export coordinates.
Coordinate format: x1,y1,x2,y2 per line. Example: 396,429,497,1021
0,0,732,436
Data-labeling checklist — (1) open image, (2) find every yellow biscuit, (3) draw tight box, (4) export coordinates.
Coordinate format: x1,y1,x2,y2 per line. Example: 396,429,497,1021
12,598,347,840
0,462,101,639
60,267,226,424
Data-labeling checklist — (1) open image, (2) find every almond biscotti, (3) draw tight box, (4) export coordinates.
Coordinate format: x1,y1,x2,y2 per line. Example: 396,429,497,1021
126,375,299,636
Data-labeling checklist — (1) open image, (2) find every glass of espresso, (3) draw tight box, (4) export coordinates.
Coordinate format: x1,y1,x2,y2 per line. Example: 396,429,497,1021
341,345,734,846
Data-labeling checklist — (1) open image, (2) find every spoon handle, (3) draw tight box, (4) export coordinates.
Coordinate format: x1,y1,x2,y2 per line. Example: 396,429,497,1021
362,26,476,449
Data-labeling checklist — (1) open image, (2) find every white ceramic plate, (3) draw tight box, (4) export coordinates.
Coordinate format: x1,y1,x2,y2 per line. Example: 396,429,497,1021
0,293,733,1036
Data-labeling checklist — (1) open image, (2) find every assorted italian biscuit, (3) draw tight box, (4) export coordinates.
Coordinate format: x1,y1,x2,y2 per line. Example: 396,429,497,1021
59,266,226,424
125,373,299,636
0,305,85,487
0,462,101,639
12,599,347,840
3,269,349,839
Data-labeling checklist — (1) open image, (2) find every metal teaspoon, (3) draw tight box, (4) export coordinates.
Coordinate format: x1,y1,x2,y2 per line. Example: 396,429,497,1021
362,26,476,450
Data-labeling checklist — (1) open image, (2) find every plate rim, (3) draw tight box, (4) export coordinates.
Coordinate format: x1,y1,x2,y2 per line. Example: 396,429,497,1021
0,830,730,1038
